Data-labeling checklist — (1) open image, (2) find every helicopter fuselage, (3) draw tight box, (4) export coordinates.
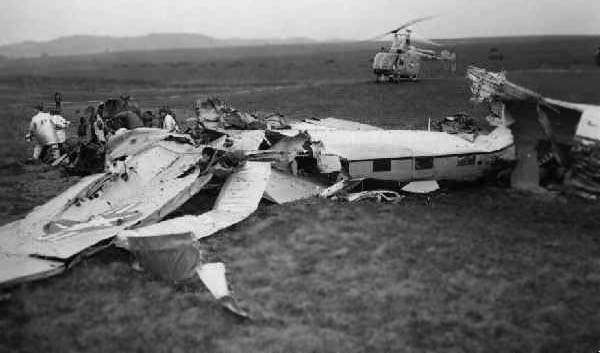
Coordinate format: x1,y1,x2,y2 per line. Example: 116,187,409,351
372,50,421,82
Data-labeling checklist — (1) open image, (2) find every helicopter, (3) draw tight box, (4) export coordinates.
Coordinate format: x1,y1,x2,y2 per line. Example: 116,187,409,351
370,17,456,82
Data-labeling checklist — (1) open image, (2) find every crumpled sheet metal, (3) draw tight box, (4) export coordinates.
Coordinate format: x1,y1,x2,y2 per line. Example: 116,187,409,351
264,169,325,204
344,190,403,203
128,232,200,282
0,135,211,286
401,180,440,194
467,66,542,103
209,130,265,152
106,128,193,162
0,173,107,259
574,107,600,144
0,253,64,288
1,168,211,260
121,161,271,242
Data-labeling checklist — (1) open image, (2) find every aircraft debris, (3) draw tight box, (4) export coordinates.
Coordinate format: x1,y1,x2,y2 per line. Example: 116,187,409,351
467,66,600,198
198,262,250,319
264,169,325,204
0,132,211,285
2,91,524,319
118,161,270,243
341,190,404,203
401,180,440,194
128,231,249,318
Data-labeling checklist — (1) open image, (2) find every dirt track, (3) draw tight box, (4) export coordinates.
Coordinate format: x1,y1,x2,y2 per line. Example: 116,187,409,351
1,37,600,353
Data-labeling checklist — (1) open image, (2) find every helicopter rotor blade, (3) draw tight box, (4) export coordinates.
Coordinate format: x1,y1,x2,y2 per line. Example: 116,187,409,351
362,16,435,42
362,32,395,43
390,16,435,34
411,35,442,47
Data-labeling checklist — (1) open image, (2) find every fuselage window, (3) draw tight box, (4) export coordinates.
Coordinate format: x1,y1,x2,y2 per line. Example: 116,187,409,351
372,158,391,172
415,157,434,170
457,155,476,166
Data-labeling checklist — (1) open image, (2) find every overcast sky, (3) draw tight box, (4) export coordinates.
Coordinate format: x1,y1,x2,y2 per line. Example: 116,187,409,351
0,0,598,45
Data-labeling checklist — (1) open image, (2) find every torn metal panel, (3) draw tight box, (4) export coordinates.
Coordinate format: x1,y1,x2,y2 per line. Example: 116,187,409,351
574,107,600,144
197,262,229,299
121,162,271,242
106,128,192,162
209,130,265,152
118,212,242,244
0,253,64,288
198,262,250,319
468,66,600,197
401,180,440,193
0,173,107,259
467,66,544,104
344,190,403,203
128,232,200,282
0,135,211,266
264,169,325,204
213,161,271,213
320,179,363,198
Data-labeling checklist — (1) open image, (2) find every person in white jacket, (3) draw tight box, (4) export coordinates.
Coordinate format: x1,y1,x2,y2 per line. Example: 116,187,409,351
51,113,70,152
26,104,62,161
159,107,180,133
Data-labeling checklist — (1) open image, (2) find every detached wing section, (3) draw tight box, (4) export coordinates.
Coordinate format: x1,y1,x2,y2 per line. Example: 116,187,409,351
121,161,271,242
0,131,213,286
0,253,64,287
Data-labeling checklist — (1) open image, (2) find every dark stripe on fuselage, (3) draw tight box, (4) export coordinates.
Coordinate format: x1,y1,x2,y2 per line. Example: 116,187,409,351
345,143,515,163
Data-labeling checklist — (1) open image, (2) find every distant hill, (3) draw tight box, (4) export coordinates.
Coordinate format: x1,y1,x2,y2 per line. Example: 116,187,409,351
0,33,317,58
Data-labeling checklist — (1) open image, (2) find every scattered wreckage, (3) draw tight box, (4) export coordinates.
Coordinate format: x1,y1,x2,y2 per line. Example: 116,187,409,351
467,66,600,198
1,91,523,315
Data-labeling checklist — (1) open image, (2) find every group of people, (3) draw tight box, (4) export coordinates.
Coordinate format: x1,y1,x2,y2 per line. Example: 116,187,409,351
27,94,224,164
76,104,182,144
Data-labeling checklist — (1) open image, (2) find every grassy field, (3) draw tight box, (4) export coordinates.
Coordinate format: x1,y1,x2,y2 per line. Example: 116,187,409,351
1,36,600,353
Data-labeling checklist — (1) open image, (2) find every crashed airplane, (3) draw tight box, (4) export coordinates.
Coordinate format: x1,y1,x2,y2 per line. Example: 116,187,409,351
12,72,599,314
1,99,518,292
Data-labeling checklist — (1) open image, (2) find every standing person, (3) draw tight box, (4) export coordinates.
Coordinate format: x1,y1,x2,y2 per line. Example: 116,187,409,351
26,103,61,162
141,110,155,127
184,100,208,142
77,111,88,140
84,106,96,141
54,92,63,114
93,107,107,143
159,106,180,133
51,112,70,153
